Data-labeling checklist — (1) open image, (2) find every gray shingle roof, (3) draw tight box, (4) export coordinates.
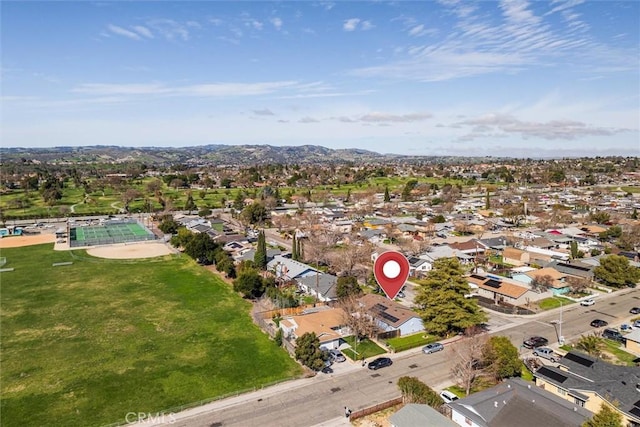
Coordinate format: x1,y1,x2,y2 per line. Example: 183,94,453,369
388,404,457,427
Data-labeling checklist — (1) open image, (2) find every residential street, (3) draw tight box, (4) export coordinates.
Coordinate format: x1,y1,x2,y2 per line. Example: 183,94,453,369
145,288,640,427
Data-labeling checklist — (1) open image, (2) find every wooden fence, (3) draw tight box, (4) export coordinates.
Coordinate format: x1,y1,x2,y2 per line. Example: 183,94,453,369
349,396,403,421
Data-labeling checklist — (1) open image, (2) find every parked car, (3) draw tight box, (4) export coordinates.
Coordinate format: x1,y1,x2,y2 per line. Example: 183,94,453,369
630,307,640,314
580,298,595,307
634,319,640,328
329,349,346,363
590,319,608,328
620,324,634,332
368,357,393,370
602,328,625,342
320,366,333,374
440,390,459,404
533,347,557,362
523,336,549,349
422,342,444,354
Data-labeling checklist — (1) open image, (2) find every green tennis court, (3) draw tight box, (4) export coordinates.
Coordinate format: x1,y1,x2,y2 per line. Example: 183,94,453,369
69,220,156,247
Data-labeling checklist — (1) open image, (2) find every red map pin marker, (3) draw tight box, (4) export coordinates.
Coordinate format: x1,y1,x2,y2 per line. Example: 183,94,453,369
373,251,410,300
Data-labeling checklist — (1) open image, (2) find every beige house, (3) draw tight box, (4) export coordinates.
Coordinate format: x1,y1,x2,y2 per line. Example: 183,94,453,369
279,307,348,350
502,247,529,266
624,329,640,355
535,350,640,427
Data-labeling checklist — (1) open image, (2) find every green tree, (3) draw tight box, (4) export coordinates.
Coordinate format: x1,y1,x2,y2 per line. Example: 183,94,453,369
336,275,362,299
184,232,219,264
274,328,283,347
157,214,180,234
589,210,611,225
242,202,268,225
233,270,265,298
414,258,488,336
594,255,640,288
485,189,490,209
184,192,197,213
397,376,443,407
570,241,579,259
575,335,605,358
384,186,391,203
482,336,521,381
254,230,268,270
291,234,299,261
402,179,418,202
294,332,326,371
582,403,623,427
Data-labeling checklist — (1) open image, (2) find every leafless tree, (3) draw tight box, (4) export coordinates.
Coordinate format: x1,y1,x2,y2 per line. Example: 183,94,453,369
338,295,379,343
450,331,488,396
566,276,591,294
530,274,555,293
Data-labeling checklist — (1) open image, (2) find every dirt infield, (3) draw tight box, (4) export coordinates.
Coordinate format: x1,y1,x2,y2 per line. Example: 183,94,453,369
86,242,173,259
0,234,56,248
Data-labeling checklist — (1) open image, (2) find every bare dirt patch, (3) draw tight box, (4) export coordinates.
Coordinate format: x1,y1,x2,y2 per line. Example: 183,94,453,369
86,242,173,259
0,234,56,248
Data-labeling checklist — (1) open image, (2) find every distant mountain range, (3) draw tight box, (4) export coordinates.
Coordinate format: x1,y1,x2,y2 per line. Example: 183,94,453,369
0,144,494,166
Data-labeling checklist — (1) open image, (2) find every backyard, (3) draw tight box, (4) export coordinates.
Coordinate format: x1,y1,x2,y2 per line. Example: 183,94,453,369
0,244,301,426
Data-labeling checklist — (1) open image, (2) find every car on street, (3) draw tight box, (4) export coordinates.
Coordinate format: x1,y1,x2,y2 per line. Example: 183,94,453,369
580,298,595,306
620,324,634,332
422,342,444,354
533,347,558,362
367,357,393,370
329,349,346,363
523,336,549,349
320,366,333,374
590,319,608,328
440,390,459,404
634,319,640,328
630,307,640,314
602,328,625,342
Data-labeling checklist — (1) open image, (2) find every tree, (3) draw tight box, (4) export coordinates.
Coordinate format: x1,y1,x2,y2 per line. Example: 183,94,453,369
570,241,579,259
157,214,180,234
338,295,379,343
482,336,521,381
254,230,267,270
336,275,362,299
402,179,418,202
122,188,142,213
594,255,640,288
582,403,623,427
184,232,219,264
414,258,488,336
233,270,265,298
485,188,490,209
589,210,611,225
291,234,299,261
530,274,555,293
575,334,605,358
384,186,391,203
242,202,268,225
397,376,443,407
294,332,326,371
451,332,487,396
184,192,197,213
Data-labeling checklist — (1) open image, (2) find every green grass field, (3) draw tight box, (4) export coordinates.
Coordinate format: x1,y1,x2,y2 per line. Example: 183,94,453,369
0,244,302,426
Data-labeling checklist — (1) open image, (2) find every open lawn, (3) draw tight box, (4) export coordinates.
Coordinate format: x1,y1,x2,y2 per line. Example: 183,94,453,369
342,336,386,361
0,244,301,427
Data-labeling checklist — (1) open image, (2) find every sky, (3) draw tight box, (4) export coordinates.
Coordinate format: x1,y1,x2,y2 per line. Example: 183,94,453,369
2,0,639,158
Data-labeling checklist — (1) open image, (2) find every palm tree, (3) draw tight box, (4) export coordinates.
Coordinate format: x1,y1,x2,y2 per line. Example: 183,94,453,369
575,334,604,358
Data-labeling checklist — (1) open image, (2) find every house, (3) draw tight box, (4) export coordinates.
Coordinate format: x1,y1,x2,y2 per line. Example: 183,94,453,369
511,267,572,295
623,328,640,355
546,260,595,281
297,273,338,302
408,256,431,277
358,293,424,336
502,247,529,266
448,377,593,427
467,273,547,305
279,306,348,350
389,403,458,427
534,350,640,426
267,255,318,282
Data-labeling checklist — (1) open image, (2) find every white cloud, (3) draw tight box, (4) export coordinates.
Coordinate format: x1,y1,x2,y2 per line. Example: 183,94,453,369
147,19,190,41
343,18,360,32
360,20,374,31
408,24,426,37
107,24,141,40
132,25,153,39
358,112,432,123
253,108,275,116
299,116,320,123
270,17,283,30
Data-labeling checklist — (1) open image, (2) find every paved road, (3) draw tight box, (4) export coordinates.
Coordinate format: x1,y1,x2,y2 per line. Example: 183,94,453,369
143,288,639,427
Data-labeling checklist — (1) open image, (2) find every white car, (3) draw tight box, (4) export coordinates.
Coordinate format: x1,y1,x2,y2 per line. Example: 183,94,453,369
440,390,459,404
580,298,595,306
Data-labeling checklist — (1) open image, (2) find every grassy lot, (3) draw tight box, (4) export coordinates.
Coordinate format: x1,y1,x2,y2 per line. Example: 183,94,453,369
341,336,386,361
537,296,575,310
0,244,301,427
385,333,436,353
602,340,639,366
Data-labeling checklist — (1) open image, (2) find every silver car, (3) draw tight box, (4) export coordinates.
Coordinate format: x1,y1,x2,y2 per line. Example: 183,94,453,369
422,342,444,354
533,347,557,362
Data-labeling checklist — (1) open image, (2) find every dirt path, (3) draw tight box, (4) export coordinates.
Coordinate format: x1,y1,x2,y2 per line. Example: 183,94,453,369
0,234,56,248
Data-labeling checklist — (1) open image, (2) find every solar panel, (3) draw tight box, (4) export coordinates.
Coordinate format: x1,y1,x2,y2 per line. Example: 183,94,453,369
558,263,591,272
379,312,399,323
485,279,502,288
373,303,388,311
471,274,486,280
630,407,640,417
563,352,594,368
537,366,568,384
633,399,640,408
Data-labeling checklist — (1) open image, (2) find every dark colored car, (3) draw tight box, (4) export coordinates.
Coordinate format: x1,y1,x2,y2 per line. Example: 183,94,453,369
523,336,548,349
320,366,333,374
630,307,640,314
368,357,393,370
602,328,625,343
590,319,608,328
